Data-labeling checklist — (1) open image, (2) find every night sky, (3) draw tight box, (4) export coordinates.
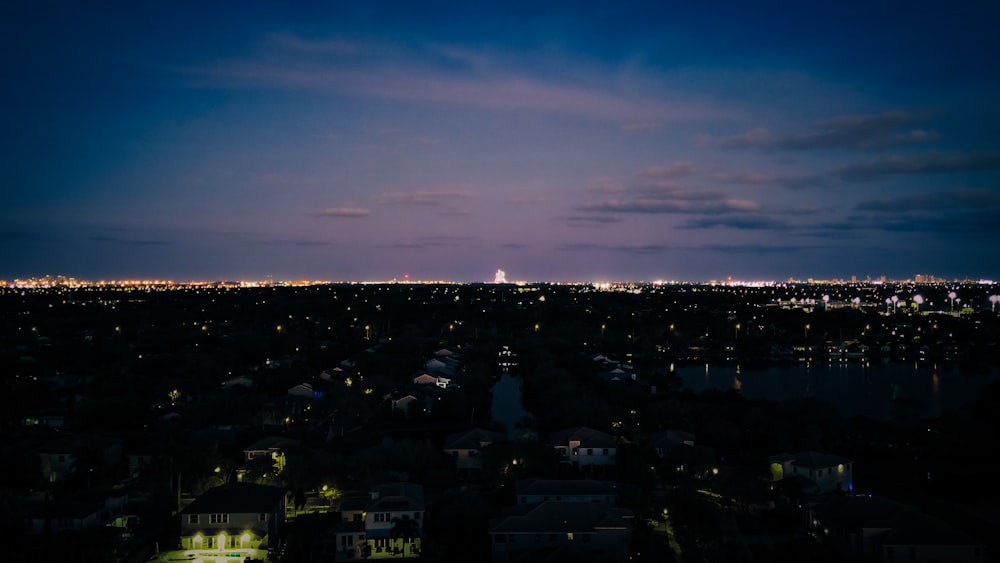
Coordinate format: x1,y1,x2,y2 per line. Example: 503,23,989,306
3,2,999,282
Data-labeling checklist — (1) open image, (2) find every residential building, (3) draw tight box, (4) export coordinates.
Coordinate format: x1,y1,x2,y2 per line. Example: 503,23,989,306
333,482,425,559
443,428,504,473
550,427,617,468
769,451,853,494
515,479,619,505
811,495,983,563
179,483,287,558
489,501,633,562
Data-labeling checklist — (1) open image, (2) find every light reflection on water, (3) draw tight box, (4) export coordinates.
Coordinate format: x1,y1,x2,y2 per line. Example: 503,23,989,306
676,361,996,419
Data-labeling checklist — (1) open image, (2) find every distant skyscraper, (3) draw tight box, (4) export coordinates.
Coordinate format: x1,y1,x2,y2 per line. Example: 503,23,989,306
494,269,507,284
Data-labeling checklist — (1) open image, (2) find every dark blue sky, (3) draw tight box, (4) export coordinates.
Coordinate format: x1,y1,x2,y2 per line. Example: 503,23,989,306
3,2,999,282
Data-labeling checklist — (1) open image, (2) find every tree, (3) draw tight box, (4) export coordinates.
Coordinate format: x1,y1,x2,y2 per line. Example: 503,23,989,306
390,514,420,556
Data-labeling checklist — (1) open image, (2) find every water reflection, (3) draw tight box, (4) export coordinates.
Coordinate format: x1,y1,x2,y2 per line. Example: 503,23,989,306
678,362,996,419
491,373,531,437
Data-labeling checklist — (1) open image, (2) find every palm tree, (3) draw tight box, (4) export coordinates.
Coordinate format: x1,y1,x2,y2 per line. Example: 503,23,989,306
389,514,420,556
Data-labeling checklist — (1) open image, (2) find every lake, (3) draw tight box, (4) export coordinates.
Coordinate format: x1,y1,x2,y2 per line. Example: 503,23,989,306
491,372,531,436
674,360,998,419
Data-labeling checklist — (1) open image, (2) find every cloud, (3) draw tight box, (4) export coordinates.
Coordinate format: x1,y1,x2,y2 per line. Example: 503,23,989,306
88,235,173,246
696,244,807,255
614,244,671,255
374,190,472,205
855,187,1000,213
709,170,827,190
438,207,470,216
508,196,547,205
677,216,792,231
577,197,759,215
702,127,771,149
254,239,336,247
835,152,1000,181
263,33,361,56
565,214,624,227
380,235,476,249
190,35,723,122
309,207,372,217
621,122,659,132
703,111,939,151
636,162,697,181
587,178,628,194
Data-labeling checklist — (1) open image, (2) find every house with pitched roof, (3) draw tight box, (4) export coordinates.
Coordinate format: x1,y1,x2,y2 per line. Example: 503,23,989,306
811,495,983,562
333,482,426,559
24,488,128,535
549,427,617,468
769,451,853,494
179,482,287,558
443,428,504,472
515,479,619,505
489,501,633,561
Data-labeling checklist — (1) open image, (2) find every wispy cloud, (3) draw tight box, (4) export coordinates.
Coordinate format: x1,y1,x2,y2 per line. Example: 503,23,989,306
677,216,792,231
380,235,476,249
89,235,173,246
621,122,659,132
855,187,1000,213
709,170,827,190
254,238,336,247
702,111,939,151
508,196,547,205
835,152,1000,181
374,190,472,205
577,197,759,215
309,207,372,218
636,162,697,181
565,214,624,228
190,35,723,122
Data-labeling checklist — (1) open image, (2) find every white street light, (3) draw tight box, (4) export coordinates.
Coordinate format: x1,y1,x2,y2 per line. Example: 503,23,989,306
913,294,924,312
948,291,957,312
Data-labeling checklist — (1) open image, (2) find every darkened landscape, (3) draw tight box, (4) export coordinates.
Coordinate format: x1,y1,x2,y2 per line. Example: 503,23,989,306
2,280,999,562
4,2,999,562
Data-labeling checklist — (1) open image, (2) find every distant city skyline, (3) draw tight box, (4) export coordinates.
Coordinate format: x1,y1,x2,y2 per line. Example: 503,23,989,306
3,3,999,281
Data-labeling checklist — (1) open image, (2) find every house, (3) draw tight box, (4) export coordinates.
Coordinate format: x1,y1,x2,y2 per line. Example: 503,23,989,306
443,428,504,472
35,433,122,483
769,451,853,494
549,427,617,468
811,495,983,563
24,488,128,535
389,385,443,417
287,381,322,400
220,375,254,391
179,482,287,558
515,479,619,505
242,436,301,473
489,501,633,562
333,482,425,559
649,429,695,459
412,373,437,385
